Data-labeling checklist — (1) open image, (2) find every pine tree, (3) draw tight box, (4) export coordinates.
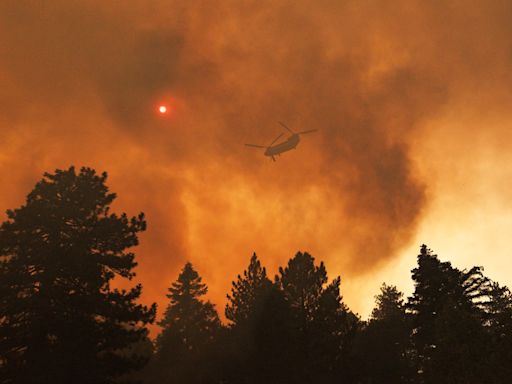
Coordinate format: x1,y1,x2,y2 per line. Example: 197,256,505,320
408,245,491,384
277,252,328,324
353,284,413,383
223,253,291,384
0,166,155,384
371,284,407,321
485,282,512,381
225,252,273,326
153,262,221,384
276,251,357,383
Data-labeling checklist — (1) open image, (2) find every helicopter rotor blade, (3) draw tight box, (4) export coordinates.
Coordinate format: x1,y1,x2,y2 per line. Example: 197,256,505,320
278,121,295,134
268,132,284,147
298,129,318,134
245,143,266,149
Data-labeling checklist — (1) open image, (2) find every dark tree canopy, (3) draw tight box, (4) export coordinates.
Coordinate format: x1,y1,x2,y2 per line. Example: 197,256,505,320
277,251,328,323
0,166,155,384
353,284,413,383
225,252,273,326
143,246,512,384
156,262,220,354
2,169,511,384
276,251,358,384
371,283,407,321
152,262,221,384
408,245,492,384
223,253,291,384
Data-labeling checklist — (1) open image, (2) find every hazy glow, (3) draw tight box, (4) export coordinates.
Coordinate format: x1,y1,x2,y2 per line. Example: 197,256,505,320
158,105,167,114
1,1,512,333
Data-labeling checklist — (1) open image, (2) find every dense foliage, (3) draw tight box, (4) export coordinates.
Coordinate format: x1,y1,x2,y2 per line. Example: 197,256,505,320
149,247,511,384
0,167,155,384
148,250,512,384
2,167,511,384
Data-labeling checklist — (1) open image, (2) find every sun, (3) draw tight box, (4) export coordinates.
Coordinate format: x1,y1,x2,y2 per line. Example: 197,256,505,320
158,105,168,114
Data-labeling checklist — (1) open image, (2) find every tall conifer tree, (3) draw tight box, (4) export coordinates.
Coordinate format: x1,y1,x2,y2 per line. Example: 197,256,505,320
225,252,273,326
276,252,357,383
408,245,491,383
223,253,290,384
0,167,155,384
484,282,512,381
353,284,412,383
154,262,220,384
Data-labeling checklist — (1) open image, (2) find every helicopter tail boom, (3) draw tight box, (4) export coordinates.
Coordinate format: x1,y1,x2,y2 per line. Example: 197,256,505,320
245,143,266,148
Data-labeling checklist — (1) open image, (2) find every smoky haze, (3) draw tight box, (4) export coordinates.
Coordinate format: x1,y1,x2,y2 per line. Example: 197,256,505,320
2,0,512,321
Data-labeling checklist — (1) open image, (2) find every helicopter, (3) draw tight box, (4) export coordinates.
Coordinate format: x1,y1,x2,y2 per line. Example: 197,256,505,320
245,122,317,161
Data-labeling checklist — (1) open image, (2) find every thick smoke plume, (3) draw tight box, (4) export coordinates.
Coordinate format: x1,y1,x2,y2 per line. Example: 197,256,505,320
2,0,512,320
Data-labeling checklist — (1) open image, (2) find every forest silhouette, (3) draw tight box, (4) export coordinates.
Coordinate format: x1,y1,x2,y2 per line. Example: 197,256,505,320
1,167,511,384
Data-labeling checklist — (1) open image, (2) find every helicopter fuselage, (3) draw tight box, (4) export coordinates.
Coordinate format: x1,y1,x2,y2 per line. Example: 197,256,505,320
245,123,317,161
264,134,300,159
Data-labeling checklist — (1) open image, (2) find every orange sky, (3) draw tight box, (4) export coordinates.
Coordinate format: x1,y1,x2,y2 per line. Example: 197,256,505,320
1,1,512,331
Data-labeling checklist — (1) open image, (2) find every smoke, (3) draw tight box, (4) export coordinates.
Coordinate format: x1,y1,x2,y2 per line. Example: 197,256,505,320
2,0,512,322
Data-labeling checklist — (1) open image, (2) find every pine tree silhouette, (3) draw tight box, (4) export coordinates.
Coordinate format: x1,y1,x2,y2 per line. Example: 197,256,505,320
153,262,221,384
0,167,155,384
408,244,491,384
276,251,358,384
226,252,273,326
223,253,291,384
353,284,413,383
